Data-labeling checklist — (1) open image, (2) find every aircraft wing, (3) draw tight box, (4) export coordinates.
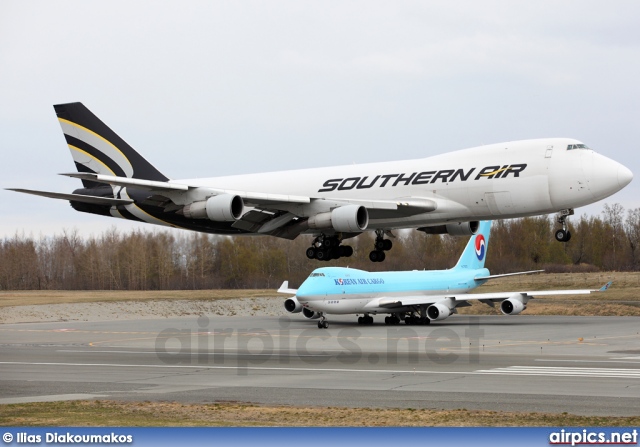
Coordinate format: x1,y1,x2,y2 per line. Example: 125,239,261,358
376,282,612,308
277,281,298,295
59,173,433,211
58,172,438,219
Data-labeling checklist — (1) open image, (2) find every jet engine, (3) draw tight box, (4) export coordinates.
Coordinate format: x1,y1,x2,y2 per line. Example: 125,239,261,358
427,302,452,321
182,194,244,222
419,221,480,236
302,307,321,319
308,205,369,232
284,297,303,313
500,294,527,315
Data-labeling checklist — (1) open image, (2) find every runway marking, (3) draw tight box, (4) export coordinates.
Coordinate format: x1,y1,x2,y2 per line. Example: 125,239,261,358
475,366,640,379
2,361,640,380
55,349,333,357
536,359,640,365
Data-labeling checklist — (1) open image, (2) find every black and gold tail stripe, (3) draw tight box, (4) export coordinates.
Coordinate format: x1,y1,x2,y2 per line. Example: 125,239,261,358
54,102,169,182
64,135,126,178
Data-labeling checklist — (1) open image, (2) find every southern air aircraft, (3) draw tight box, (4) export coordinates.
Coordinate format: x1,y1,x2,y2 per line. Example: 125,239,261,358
278,221,612,328
8,103,633,262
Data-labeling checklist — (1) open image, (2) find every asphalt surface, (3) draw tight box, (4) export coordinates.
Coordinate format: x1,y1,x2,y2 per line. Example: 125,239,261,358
1,315,639,416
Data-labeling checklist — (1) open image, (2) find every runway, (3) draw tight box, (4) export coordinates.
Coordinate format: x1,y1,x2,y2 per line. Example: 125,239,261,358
1,315,639,416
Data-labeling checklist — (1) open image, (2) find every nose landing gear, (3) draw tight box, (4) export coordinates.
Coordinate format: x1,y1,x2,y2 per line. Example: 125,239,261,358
555,209,574,242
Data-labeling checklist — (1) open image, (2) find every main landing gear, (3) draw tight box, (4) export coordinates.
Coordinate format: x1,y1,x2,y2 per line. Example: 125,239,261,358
317,315,329,329
369,230,392,262
555,208,574,242
358,314,374,325
306,235,354,261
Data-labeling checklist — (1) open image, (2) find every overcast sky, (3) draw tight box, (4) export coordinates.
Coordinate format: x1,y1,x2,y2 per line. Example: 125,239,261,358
1,1,638,238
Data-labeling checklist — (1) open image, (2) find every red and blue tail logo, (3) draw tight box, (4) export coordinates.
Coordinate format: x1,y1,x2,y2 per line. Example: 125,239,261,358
454,221,491,270
475,234,486,261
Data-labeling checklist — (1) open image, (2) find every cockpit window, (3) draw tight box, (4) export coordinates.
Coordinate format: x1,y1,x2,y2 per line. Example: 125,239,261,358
567,144,590,150
309,272,325,277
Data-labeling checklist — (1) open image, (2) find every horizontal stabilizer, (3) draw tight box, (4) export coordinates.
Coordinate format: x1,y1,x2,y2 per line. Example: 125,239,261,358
6,188,133,206
474,270,544,281
61,173,189,191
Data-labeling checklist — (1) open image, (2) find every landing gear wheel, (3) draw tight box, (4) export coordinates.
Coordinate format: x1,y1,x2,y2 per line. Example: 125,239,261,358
555,229,571,242
383,239,393,251
316,249,328,261
306,247,317,259
369,250,385,262
555,209,574,243
358,316,363,324
322,320,329,329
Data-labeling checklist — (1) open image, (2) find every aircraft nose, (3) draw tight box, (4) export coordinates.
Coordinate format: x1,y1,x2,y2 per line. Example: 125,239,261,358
586,153,633,200
618,164,634,189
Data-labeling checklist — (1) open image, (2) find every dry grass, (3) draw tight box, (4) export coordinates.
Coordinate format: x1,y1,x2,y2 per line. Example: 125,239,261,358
0,290,274,308
1,400,638,427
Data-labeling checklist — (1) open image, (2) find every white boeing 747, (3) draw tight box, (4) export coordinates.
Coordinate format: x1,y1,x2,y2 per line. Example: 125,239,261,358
8,103,633,262
278,221,612,328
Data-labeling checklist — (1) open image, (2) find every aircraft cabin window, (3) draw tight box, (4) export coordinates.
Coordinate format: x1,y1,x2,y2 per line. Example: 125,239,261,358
567,144,590,150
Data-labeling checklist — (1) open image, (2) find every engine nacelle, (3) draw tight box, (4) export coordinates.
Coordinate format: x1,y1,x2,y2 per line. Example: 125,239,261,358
427,302,452,321
302,307,321,319
500,294,527,315
308,205,369,232
284,297,303,313
419,221,480,236
182,194,244,222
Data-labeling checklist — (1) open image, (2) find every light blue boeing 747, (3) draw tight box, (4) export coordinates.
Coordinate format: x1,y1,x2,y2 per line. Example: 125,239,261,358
278,221,611,328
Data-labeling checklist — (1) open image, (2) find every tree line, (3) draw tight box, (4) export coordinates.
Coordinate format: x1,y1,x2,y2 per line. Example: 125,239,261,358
1,203,639,291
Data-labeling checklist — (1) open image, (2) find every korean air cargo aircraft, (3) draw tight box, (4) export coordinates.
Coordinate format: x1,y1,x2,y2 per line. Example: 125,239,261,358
8,103,632,262
279,221,611,328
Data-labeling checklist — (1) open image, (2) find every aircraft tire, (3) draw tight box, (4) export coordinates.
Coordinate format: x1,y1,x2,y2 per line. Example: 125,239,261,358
383,239,393,251
555,229,569,242
306,247,317,259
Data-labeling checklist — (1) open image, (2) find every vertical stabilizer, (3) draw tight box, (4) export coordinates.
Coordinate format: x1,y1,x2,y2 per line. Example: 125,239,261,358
54,102,169,188
453,221,492,270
